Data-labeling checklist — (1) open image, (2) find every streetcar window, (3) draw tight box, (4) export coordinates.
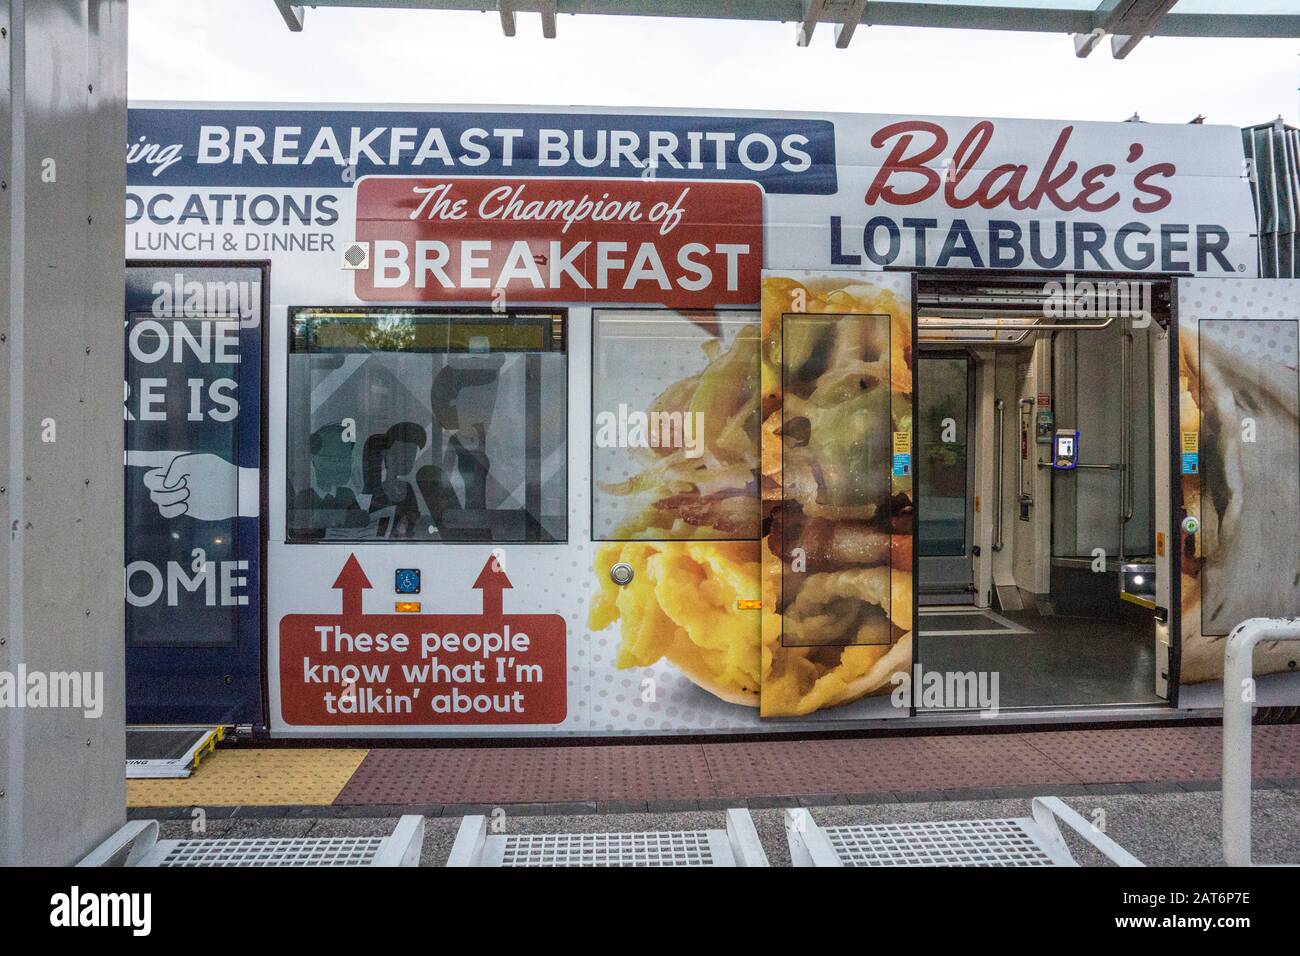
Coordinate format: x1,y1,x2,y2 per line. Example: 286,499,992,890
592,309,760,541
286,307,567,543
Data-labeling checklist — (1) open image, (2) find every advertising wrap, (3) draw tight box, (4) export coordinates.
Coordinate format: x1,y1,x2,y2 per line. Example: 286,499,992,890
122,103,1289,737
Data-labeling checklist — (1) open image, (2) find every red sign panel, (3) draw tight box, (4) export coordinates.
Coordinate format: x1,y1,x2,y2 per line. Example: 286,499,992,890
279,556,566,726
354,176,764,307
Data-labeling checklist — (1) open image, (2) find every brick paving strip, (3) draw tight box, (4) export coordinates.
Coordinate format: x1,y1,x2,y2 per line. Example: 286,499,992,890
322,724,1300,813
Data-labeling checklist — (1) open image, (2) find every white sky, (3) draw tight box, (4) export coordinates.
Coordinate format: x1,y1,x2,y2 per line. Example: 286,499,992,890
129,1,1298,127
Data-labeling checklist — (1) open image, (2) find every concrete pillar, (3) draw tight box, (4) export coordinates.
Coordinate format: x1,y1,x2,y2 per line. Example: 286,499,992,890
1,0,127,866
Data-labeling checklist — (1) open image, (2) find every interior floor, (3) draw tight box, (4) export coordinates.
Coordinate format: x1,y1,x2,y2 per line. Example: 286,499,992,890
916,608,1161,711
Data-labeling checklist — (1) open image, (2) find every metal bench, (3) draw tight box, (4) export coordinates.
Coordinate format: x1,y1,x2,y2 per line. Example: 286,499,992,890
78,815,424,867
786,797,1143,867
447,808,768,867
1222,616,1300,867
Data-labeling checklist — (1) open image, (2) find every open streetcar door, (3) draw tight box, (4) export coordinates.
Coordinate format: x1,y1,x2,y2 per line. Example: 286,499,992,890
758,271,916,720
1173,278,1300,708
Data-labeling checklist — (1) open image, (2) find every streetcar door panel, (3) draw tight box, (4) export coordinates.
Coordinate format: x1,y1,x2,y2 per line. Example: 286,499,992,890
758,271,915,719
124,263,265,726
1175,278,1300,704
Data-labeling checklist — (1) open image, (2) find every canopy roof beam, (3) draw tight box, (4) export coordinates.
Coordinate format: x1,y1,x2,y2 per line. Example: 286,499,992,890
797,0,868,48
1074,0,1181,58
497,0,558,38
1107,0,1179,58
271,2,1300,45
272,1,306,32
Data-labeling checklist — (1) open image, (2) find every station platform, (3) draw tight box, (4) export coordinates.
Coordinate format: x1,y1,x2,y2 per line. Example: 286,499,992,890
126,722,1300,817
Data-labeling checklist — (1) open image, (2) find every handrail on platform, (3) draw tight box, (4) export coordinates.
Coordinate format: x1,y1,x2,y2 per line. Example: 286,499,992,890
1222,616,1300,867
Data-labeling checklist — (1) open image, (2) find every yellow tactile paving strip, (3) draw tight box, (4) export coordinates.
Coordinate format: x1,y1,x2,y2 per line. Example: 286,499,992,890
127,749,369,807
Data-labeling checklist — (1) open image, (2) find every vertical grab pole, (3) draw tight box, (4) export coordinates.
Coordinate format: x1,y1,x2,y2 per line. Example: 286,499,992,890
1119,330,1133,561
1222,617,1300,866
1017,398,1034,502
993,399,1005,551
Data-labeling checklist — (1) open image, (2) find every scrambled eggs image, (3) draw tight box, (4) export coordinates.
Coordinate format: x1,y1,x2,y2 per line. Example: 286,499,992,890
590,541,762,705
589,275,915,717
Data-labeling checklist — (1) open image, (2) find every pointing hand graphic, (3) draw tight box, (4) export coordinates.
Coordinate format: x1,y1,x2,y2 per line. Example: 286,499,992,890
128,451,258,521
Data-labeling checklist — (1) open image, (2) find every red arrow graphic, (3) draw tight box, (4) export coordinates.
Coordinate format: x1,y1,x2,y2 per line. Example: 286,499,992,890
472,555,513,620
332,553,372,620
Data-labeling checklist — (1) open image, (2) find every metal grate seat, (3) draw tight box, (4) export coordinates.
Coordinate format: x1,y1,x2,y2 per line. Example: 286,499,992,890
824,819,1056,867
154,835,390,867
787,798,1143,868
448,809,767,867
79,815,424,868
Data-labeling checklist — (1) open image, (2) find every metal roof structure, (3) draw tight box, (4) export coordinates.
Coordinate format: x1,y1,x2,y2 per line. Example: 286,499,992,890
273,1,1299,58
1244,118,1300,279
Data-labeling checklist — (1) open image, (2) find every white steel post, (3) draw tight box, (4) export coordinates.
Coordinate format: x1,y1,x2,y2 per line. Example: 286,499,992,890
1,0,128,866
1221,617,1300,867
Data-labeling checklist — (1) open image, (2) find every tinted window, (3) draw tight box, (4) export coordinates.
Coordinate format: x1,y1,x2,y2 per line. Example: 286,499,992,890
287,308,566,543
